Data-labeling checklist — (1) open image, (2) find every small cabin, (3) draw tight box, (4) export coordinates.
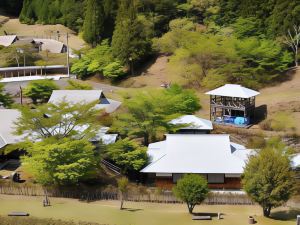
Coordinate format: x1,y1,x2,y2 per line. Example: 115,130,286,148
206,84,260,127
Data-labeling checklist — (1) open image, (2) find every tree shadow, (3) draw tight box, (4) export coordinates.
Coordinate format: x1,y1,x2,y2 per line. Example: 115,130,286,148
192,212,222,218
253,104,268,124
122,207,143,212
270,209,300,221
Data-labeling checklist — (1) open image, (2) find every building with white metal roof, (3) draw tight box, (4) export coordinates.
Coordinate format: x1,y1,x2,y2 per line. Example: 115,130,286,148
141,134,252,189
32,38,66,54
0,35,18,47
206,84,260,98
48,90,121,113
0,109,23,149
170,115,213,133
205,84,260,127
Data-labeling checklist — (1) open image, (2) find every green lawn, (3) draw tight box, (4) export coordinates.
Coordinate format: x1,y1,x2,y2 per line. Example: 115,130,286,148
0,195,298,225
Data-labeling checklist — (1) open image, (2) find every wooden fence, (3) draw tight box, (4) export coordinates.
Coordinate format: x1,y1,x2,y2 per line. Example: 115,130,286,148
0,184,254,205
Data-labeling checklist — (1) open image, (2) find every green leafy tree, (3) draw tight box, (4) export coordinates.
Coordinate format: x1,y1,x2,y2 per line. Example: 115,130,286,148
66,80,93,90
173,174,209,214
15,101,101,140
232,17,262,38
23,79,59,104
0,83,13,108
22,138,97,185
113,86,200,145
82,0,105,45
71,40,124,79
242,138,296,217
111,0,151,66
117,177,129,210
105,138,148,173
103,61,125,79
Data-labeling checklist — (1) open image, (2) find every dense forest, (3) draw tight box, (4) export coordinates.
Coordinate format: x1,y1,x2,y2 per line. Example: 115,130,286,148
1,0,299,88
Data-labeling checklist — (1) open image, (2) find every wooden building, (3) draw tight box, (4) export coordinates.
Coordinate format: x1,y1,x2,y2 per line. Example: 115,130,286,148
206,84,260,127
141,134,252,190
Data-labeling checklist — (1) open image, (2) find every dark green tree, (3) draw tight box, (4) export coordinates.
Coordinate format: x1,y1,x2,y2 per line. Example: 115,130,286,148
82,0,105,45
111,0,151,67
173,174,209,214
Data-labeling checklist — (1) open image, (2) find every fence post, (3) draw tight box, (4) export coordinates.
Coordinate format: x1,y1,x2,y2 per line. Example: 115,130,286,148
297,215,300,225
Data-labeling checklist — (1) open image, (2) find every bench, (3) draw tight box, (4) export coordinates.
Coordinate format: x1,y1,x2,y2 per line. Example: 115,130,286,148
192,215,212,220
8,212,29,216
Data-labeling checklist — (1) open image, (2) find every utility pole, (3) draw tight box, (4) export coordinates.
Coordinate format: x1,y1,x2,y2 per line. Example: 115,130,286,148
66,33,70,77
19,86,23,105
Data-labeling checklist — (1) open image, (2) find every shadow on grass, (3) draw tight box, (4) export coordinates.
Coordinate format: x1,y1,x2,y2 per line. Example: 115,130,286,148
122,208,143,212
192,212,224,218
270,209,300,221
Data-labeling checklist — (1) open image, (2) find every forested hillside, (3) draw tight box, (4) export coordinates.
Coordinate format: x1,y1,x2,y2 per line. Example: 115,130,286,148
1,0,299,88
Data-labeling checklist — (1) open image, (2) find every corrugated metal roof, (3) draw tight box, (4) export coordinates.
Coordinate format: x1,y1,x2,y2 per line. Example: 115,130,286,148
49,90,121,113
141,134,251,174
206,84,260,98
33,39,65,53
0,35,17,47
48,90,103,105
170,115,213,130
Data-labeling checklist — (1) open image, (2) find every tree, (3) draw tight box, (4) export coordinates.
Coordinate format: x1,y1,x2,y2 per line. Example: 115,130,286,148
23,80,59,104
15,101,101,140
22,138,97,185
82,0,105,45
66,80,93,90
242,138,296,217
173,174,209,214
105,138,148,173
117,177,129,210
284,25,300,67
0,83,13,108
111,0,151,66
71,40,125,79
112,86,200,145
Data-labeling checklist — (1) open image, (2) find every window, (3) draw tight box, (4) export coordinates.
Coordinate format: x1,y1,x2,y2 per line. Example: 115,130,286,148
207,174,224,184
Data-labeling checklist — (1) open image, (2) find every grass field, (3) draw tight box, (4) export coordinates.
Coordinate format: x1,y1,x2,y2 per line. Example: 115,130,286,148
0,195,298,225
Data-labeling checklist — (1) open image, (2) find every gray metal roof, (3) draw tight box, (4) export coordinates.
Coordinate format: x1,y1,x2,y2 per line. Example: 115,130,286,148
48,90,122,113
48,90,103,104
0,35,17,47
0,109,23,149
33,39,65,53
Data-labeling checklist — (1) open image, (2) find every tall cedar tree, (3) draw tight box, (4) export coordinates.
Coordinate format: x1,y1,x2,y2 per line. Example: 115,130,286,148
111,0,150,66
83,0,105,45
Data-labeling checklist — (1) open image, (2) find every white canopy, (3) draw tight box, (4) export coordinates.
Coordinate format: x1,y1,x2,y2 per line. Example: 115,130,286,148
206,84,260,98
141,134,252,174
170,115,213,130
